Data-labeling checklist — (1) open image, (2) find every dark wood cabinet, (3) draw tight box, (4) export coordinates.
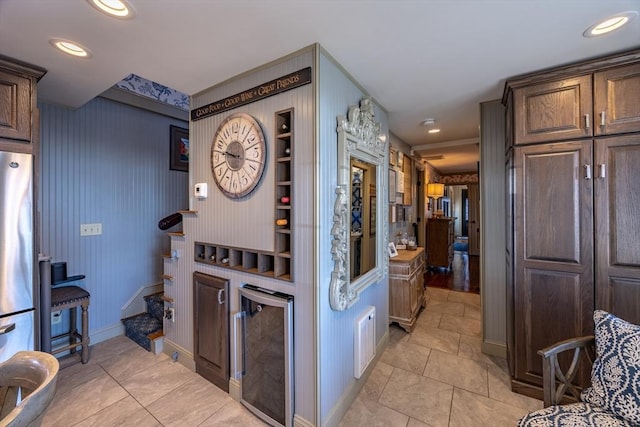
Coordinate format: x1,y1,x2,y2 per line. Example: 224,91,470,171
193,272,229,392
0,55,46,152
512,141,594,392
513,75,592,145
511,58,640,147
426,218,453,268
504,48,640,400
594,134,640,323
594,63,640,136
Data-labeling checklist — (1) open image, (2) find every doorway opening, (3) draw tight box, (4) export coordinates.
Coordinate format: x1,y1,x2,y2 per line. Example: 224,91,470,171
425,181,479,294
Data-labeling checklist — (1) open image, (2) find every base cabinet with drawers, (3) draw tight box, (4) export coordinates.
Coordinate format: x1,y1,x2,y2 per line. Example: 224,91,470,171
389,247,425,333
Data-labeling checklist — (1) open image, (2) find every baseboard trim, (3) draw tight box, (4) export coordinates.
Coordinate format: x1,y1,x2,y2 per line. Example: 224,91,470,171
121,282,164,320
482,340,507,358
321,331,390,427
229,378,241,401
293,414,315,427
90,322,125,346
163,338,195,371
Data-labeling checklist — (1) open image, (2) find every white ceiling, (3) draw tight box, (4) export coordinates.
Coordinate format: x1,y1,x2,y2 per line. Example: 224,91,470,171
1,0,639,173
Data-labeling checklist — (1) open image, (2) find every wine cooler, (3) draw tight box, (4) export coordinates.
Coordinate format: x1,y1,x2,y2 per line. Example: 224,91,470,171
238,285,293,427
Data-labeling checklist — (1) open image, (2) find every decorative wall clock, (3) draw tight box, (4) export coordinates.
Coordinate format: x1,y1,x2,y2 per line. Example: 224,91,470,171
211,112,266,199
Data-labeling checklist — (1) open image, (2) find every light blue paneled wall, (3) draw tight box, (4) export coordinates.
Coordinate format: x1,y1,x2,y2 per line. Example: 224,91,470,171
39,97,188,339
185,49,317,424
318,51,390,424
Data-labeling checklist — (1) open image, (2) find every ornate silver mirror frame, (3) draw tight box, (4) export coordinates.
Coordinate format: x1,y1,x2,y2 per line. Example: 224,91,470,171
330,97,388,311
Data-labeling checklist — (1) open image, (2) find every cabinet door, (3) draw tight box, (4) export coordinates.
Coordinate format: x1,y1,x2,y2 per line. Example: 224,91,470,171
193,272,229,392
0,70,32,142
513,141,594,388
513,76,592,145
594,63,640,136
595,135,640,324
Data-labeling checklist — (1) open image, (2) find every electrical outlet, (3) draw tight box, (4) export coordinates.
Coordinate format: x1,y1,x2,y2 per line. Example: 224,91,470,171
80,223,102,236
51,310,62,325
165,307,175,322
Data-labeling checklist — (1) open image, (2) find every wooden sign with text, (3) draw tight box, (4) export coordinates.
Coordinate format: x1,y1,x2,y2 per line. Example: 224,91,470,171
191,67,312,121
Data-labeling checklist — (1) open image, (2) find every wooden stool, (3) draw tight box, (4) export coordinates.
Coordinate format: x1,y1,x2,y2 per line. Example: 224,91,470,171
51,286,90,364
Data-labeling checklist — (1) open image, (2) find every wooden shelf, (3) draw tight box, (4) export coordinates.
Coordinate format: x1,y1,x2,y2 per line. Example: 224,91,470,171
274,108,294,280
167,231,184,237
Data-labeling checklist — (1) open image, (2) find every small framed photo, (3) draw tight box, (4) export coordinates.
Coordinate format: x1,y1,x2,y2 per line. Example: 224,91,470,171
397,151,404,168
389,148,397,166
388,242,398,258
170,125,189,172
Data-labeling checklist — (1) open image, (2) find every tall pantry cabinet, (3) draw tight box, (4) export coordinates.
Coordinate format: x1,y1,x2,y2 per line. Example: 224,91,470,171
503,49,640,399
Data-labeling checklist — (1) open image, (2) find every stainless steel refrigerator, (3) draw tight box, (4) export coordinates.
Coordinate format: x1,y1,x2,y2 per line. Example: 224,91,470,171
0,151,36,363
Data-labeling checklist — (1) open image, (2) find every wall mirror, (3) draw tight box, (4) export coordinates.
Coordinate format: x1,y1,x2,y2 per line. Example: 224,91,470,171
330,97,388,311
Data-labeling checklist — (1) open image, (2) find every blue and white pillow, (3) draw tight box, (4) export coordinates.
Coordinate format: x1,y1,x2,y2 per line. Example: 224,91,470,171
581,310,640,424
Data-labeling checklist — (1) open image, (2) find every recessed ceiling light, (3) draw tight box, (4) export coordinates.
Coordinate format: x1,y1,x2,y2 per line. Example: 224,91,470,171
421,118,436,127
49,39,92,58
583,11,637,37
428,128,441,134
88,0,134,18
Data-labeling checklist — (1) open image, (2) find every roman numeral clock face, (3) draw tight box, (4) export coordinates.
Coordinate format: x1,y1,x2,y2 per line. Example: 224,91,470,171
211,113,266,199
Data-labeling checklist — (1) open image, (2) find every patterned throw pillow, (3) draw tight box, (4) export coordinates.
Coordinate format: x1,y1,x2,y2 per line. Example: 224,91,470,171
581,310,640,424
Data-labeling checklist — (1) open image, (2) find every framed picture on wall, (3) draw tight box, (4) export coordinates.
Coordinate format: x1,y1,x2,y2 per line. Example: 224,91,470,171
388,169,396,204
389,148,397,166
170,125,189,172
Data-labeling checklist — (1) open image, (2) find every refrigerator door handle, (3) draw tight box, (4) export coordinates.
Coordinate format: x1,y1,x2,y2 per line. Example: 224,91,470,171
0,323,16,335
233,311,246,380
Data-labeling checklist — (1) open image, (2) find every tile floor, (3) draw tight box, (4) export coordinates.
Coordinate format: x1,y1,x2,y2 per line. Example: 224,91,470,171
41,287,542,426
338,287,543,427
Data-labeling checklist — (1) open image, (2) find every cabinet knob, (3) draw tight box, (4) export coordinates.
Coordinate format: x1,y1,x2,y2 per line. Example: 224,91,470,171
584,164,591,180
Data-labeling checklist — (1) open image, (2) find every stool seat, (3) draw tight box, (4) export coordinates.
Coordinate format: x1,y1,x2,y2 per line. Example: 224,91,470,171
50,286,90,364
51,286,89,307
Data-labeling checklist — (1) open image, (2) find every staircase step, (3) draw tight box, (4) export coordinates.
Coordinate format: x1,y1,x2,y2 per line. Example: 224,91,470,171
122,313,162,352
144,292,165,321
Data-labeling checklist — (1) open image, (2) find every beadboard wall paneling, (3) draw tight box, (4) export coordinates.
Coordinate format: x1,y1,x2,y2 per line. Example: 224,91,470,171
183,48,317,424
317,50,390,423
480,99,507,355
39,97,188,339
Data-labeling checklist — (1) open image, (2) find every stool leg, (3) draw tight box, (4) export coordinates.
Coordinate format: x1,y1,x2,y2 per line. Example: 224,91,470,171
69,307,77,355
81,301,89,364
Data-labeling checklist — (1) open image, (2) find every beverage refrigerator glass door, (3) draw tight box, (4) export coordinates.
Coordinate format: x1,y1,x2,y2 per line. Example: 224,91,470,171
238,286,293,427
